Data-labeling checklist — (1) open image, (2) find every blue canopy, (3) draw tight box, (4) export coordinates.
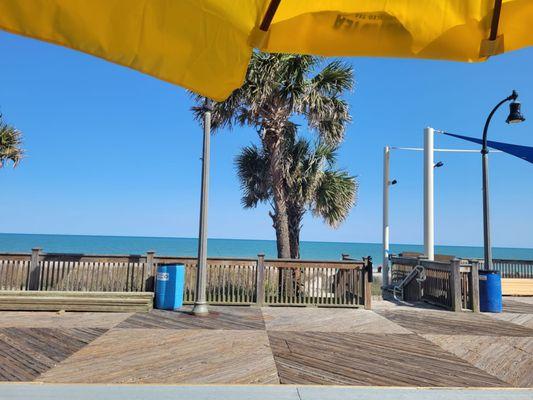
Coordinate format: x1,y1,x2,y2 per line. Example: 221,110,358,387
443,132,533,164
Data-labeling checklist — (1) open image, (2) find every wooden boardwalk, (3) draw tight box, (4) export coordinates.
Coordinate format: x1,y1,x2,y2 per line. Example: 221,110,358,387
268,331,506,386
0,297,532,387
0,327,106,381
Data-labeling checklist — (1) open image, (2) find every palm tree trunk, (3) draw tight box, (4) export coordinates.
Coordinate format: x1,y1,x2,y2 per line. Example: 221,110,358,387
263,128,291,302
272,189,291,259
263,131,291,259
269,211,284,259
288,208,304,297
288,209,301,259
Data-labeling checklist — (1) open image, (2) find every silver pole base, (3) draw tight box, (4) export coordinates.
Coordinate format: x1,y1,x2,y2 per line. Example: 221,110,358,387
191,302,209,316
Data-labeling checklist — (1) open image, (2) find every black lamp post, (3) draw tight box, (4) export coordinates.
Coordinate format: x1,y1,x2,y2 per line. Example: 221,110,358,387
481,90,525,270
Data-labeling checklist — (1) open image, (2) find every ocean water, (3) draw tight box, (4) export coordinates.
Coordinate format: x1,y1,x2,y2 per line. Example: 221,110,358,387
1,233,532,264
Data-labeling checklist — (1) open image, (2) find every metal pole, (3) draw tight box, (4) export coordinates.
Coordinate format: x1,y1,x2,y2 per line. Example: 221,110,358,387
481,149,493,270
382,146,390,286
423,127,435,261
480,91,517,270
192,98,212,316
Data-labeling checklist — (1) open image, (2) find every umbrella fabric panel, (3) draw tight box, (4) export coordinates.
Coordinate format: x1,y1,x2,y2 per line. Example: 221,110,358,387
0,0,258,101
262,0,533,61
0,0,532,101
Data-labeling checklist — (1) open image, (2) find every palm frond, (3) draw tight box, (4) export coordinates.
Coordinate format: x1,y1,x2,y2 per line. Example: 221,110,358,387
311,60,354,96
312,170,358,228
305,95,351,145
235,144,270,208
0,116,24,168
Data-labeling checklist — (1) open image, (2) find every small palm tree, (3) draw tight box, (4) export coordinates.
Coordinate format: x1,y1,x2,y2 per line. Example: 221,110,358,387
193,52,353,258
0,114,24,168
236,133,357,259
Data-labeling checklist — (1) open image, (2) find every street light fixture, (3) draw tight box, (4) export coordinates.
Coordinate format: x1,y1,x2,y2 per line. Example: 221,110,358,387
506,100,526,124
481,90,525,270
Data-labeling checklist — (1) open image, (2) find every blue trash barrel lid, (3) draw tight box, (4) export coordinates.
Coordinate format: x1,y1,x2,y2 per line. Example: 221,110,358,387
479,270,500,275
158,263,185,267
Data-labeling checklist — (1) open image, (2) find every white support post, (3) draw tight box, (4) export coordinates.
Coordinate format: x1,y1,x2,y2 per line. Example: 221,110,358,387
382,146,390,286
423,127,435,261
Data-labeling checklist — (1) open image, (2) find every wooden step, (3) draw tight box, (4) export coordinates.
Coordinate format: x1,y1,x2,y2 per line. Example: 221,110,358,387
0,291,153,312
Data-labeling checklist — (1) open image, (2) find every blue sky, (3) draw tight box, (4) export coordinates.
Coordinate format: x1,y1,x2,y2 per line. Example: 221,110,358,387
0,31,532,248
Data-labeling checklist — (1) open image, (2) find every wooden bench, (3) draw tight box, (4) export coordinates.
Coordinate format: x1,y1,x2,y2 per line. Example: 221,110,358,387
0,291,153,312
502,278,533,296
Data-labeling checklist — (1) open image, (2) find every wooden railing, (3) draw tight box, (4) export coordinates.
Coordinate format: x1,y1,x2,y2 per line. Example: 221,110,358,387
260,256,371,309
389,255,479,312
473,259,533,278
0,249,372,308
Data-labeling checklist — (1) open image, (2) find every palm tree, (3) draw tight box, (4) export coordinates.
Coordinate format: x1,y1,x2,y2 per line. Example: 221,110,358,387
0,114,24,168
193,53,353,258
236,133,357,259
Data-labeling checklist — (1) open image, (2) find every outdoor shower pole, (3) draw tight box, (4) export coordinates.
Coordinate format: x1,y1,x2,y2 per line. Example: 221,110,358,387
192,98,212,316
423,127,435,261
382,146,390,286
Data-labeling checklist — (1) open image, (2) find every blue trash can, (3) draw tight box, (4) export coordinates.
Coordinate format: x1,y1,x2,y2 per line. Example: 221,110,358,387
479,270,502,313
155,264,185,310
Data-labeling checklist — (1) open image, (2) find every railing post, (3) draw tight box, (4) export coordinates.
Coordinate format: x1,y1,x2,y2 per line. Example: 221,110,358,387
255,253,265,306
28,248,41,290
470,260,480,313
363,256,372,310
450,258,462,312
146,251,155,292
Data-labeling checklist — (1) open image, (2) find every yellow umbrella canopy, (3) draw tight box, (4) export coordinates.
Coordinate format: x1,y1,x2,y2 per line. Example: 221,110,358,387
0,0,531,100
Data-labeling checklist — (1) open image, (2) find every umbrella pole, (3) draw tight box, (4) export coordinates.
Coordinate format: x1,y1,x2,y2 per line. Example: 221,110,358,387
192,98,213,316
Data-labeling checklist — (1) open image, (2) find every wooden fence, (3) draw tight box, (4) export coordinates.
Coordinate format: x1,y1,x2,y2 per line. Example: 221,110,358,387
465,258,533,296
390,255,479,312
0,249,372,308
475,259,533,279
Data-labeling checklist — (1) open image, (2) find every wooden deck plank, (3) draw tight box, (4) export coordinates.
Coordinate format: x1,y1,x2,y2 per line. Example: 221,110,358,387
0,327,106,381
489,313,533,330
0,303,531,386
262,307,411,334
38,329,279,384
376,309,533,336
268,331,507,387
118,306,265,330
0,312,131,329
424,334,533,388
503,299,533,314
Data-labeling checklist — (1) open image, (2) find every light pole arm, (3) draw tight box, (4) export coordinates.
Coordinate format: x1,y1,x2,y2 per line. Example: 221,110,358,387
480,90,518,271
482,91,517,151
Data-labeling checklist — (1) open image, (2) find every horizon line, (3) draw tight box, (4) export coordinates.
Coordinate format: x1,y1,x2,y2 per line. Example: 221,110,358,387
1,232,532,251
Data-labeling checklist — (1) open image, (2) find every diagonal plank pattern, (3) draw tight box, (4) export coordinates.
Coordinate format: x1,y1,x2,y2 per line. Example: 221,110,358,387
267,331,508,387
0,299,531,386
261,307,412,333
490,312,533,329
424,334,533,387
376,309,533,336
503,299,533,314
118,307,265,330
0,327,106,381
38,329,279,384
0,312,131,329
